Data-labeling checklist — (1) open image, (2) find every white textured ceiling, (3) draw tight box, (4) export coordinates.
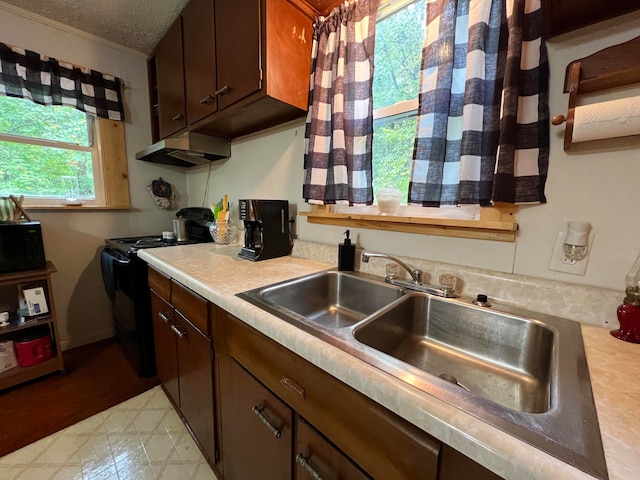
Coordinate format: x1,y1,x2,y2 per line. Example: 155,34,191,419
0,0,189,54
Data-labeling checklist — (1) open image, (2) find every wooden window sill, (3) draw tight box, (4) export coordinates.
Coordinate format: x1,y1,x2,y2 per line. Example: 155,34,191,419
301,204,518,242
24,205,131,211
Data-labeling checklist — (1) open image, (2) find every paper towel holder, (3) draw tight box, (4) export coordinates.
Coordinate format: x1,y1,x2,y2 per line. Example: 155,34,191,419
551,62,581,151
551,35,640,151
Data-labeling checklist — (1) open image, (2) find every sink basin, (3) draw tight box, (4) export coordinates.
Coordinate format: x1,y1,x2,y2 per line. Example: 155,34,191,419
238,271,607,479
353,295,553,413
241,270,405,328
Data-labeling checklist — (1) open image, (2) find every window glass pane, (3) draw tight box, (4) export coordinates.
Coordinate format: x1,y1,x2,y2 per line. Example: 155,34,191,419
0,140,95,200
0,96,90,146
372,114,416,200
372,0,426,110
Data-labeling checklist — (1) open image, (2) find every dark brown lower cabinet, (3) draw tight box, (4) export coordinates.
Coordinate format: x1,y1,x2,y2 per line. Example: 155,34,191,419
216,308,440,480
150,292,179,403
218,352,370,480
295,417,370,480
175,310,215,463
219,356,292,480
149,267,216,466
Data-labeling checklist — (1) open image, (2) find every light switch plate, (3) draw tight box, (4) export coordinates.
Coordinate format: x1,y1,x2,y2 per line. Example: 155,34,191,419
549,230,594,275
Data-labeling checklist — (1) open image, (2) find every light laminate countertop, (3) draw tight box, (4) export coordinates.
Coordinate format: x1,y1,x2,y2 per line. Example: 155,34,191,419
138,243,640,480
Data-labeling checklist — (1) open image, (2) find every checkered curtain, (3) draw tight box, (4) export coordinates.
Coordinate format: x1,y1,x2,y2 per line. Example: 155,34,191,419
0,43,124,121
303,0,380,205
409,0,549,206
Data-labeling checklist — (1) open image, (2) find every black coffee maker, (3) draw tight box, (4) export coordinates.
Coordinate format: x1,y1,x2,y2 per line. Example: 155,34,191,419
238,199,291,261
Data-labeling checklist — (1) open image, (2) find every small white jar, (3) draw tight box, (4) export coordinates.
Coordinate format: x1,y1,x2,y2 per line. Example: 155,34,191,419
376,188,403,215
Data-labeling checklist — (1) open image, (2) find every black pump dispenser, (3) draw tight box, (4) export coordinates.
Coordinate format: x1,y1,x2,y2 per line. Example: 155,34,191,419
338,230,355,271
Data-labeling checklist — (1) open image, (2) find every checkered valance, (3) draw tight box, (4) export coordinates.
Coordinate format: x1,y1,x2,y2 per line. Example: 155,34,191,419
409,0,549,206
0,43,124,121
303,0,380,206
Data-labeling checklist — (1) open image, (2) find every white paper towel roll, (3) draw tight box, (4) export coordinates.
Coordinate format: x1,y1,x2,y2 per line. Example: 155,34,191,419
572,95,640,143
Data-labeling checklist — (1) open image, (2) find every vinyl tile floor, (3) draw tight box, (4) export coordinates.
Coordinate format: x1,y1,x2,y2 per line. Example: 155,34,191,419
0,386,219,480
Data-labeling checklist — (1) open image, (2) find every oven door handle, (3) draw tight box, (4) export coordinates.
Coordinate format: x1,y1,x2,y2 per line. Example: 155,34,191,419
104,246,129,262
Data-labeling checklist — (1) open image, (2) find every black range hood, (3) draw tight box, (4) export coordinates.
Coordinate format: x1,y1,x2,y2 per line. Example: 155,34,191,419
136,132,231,167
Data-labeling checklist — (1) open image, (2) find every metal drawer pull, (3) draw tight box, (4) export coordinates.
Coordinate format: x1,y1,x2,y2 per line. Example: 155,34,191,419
214,84,230,96
170,324,186,338
172,113,183,121
251,405,281,438
199,94,214,104
296,454,324,480
158,312,171,324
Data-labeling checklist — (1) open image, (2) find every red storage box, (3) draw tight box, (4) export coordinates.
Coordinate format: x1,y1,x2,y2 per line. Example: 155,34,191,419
14,332,53,367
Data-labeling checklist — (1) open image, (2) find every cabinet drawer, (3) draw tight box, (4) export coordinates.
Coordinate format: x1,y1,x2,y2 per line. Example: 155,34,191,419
220,313,441,480
148,266,171,301
171,280,209,336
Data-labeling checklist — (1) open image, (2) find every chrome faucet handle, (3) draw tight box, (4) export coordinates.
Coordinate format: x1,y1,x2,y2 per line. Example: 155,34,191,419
385,263,399,280
438,273,457,294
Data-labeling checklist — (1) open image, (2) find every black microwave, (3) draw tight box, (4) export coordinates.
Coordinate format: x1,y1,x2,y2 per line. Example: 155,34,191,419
0,221,47,274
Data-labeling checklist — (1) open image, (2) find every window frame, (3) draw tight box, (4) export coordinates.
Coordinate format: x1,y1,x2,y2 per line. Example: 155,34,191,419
0,112,106,207
18,117,130,211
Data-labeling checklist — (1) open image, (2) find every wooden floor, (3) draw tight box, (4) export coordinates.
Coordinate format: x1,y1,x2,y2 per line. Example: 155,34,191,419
0,338,159,458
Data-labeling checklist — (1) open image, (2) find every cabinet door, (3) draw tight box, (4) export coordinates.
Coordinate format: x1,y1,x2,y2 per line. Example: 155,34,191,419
214,0,261,110
150,291,180,405
175,312,216,463
295,416,371,480
220,355,292,480
155,16,186,138
183,0,217,124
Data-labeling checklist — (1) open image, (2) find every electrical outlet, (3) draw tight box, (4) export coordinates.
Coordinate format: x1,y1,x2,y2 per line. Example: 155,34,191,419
549,230,594,275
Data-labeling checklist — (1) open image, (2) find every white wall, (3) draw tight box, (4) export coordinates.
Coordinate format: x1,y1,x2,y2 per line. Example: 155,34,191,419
0,5,191,349
187,10,640,294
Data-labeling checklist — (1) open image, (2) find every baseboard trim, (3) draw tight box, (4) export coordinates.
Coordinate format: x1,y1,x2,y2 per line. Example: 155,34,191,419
60,328,115,351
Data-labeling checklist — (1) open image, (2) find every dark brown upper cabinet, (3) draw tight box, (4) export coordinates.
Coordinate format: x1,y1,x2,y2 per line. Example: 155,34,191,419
154,16,187,139
192,0,313,139
541,0,640,39
183,0,218,125
150,0,314,141
213,0,262,111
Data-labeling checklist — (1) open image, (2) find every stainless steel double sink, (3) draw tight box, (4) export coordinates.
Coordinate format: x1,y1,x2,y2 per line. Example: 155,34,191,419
238,270,608,479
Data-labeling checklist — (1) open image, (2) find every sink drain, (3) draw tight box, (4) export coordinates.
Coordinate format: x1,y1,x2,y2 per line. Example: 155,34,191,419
439,373,471,392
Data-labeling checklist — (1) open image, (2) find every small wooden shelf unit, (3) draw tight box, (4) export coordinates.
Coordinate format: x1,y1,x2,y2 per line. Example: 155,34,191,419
0,262,64,390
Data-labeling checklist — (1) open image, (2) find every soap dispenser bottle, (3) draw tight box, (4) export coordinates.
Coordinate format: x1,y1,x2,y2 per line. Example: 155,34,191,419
338,230,355,271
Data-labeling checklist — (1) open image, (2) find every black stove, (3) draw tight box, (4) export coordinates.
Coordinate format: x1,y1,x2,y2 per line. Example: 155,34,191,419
100,208,215,377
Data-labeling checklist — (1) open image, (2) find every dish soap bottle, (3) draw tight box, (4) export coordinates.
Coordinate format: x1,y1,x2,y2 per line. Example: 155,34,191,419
338,230,355,271
611,251,640,343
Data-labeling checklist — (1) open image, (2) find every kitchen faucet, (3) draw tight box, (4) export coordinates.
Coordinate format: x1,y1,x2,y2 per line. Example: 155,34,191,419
361,252,422,284
361,251,457,298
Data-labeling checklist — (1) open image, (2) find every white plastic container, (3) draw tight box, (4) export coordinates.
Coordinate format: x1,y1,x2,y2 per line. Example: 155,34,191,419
376,188,403,215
